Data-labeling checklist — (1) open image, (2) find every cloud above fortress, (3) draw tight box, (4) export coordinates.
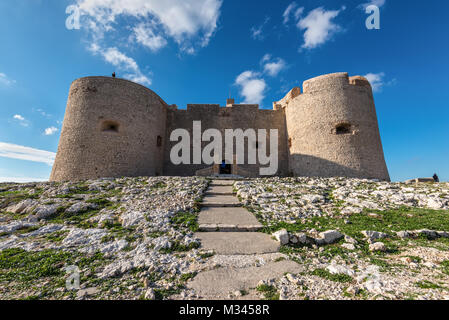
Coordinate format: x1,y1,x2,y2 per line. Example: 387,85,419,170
70,0,223,85
74,0,222,54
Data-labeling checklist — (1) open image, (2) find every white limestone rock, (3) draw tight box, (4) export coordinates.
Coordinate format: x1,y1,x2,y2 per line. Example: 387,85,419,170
272,229,289,245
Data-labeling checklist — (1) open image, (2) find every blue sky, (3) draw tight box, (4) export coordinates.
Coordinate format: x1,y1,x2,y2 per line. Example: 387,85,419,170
0,0,448,182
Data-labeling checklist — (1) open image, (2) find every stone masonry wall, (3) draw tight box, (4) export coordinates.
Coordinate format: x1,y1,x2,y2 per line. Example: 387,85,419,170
50,77,167,181
283,72,390,181
163,104,289,177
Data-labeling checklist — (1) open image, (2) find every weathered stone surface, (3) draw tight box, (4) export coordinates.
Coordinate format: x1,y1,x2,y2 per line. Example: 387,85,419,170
272,229,289,245
195,232,280,255
316,230,343,245
210,180,235,186
206,186,234,195
188,260,302,299
362,231,389,241
202,195,241,207
369,242,387,252
198,207,261,229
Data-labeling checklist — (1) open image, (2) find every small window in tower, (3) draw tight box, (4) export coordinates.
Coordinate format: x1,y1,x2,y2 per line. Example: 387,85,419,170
157,136,163,147
335,123,352,135
288,138,292,148
101,120,120,133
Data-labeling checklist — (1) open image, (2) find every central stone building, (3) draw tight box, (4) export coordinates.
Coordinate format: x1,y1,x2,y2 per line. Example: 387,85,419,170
50,72,390,182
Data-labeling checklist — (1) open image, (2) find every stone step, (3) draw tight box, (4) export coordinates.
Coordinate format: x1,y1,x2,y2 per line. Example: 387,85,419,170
202,195,241,207
205,185,234,195
199,224,262,232
198,207,262,232
187,260,302,299
210,180,235,186
195,232,280,255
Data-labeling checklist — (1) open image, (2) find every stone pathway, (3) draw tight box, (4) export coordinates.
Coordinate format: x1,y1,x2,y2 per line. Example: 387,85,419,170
188,179,302,299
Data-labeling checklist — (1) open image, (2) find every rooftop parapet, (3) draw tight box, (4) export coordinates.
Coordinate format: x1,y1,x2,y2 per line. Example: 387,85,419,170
302,72,349,94
187,104,221,112
349,76,372,89
274,87,301,109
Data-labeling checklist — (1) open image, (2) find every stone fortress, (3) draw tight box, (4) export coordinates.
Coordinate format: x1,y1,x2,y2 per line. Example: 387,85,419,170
50,72,390,182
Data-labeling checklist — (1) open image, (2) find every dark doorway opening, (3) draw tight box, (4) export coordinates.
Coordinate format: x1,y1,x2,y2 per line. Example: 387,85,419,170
219,160,232,175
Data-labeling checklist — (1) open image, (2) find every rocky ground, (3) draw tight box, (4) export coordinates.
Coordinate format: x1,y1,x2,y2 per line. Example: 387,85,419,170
1,176,449,300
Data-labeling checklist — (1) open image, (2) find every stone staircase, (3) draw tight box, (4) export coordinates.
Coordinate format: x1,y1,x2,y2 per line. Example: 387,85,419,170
195,179,279,254
187,179,302,299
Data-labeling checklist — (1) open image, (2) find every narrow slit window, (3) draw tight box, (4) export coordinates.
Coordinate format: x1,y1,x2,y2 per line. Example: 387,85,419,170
101,121,120,133
336,123,352,135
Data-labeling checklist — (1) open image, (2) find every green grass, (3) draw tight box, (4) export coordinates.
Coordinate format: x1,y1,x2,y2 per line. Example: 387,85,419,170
262,207,449,240
159,241,200,254
416,280,447,290
171,211,199,233
440,260,449,275
0,249,108,285
256,284,280,300
199,251,215,259
0,189,42,210
311,268,354,283
154,285,184,300
180,272,197,283
46,197,116,229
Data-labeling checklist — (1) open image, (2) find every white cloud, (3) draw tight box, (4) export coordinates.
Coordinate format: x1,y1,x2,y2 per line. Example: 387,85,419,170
235,71,266,105
0,142,56,166
262,56,287,77
297,7,344,49
12,114,29,127
283,2,297,25
364,72,384,92
359,0,386,10
133,23,168,52
0,73,16,86
0,177,49,183
75,0,222,54
251,17,270,40
44,127,59,136
89,45,151,85
364,72,396,92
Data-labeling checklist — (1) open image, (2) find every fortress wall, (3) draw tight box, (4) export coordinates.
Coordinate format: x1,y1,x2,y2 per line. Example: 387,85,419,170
50,77,167,181
163,105,289,177
285,73,390,181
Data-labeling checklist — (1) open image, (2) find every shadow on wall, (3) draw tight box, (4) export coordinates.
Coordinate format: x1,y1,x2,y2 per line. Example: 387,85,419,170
289,154,378,180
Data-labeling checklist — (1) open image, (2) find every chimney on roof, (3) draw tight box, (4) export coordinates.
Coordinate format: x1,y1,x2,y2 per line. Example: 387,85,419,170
226,98,235,107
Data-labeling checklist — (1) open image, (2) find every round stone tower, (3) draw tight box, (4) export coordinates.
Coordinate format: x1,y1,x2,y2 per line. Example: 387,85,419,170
50,76,167,182
283,72,390,181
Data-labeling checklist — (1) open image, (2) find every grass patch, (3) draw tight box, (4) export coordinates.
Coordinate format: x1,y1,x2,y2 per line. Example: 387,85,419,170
180,272,197,283
440,260,449,275
171,211,199,233
416,280,447,290
199,251,215,259
311,268,353,283
256,284,280,300
262,207,449,241
159,241,200,254
154,286,184,300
